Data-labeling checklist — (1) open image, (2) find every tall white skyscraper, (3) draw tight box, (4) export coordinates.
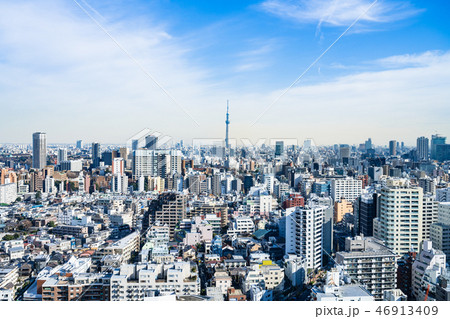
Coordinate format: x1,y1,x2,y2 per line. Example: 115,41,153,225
112,175,128,194
422,194,438,241
373,179,423,255
132,150,157,178
416,136,429,161
32,132,47,169
112,157,125,176
111,157,127,194
285,205,325,270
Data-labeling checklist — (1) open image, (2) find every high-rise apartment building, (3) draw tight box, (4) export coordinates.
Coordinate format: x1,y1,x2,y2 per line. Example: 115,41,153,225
111,158,127,194
431,134,446,160
57,148,68,165
285,205,325,270
339,144,350,163
389,140,397,156
373,179,423,255
368,166,383,182
275,141,284,157
336,236,397,301
91,143,101,168
422,194,437,241
334,198,353,224
416,137,429,161
365,138,372,151
146,193,187,239
211,174,222,196
112,157,124,176
330,178,362,202
133,150,157,178
436,144,450,162
145,134,158,150
411,241,446,301
419,177,436,194
431,202,450,260
436,188,450,202
354,191,378,237
32,132,47,169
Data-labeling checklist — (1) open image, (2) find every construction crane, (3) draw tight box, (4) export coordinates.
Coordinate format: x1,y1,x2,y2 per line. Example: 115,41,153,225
424,284,430,301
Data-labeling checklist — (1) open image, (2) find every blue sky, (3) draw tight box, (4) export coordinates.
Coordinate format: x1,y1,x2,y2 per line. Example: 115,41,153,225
0,0,450,145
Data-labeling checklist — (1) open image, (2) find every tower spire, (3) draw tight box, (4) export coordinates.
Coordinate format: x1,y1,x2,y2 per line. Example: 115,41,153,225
225,100,230,151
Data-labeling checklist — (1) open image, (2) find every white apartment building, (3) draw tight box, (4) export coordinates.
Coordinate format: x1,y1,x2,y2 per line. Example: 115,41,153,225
112,157,124,176
313,268,374,301
431,202,450,260
242,263,284,293
111,175,128,194
213,271,232,294
98,232,140,263
285,205,324,270
43,176,56,194
58,209,74,225
132,150,158,178
412,241,446,301
284,254,307,287
373,179,423,255
110,261,200,300
260,195,273,213
263,174,274,194
335,236,397,301
330,178,362,202
0,183,17,204
109,211,133,227
249,284,273,301
436,188,450,202
0,266,19,290
242,195,275,214
228,216,255,235
422,194,438,241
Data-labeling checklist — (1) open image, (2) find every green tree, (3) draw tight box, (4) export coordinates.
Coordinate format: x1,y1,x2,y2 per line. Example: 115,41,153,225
2,233,20,241
47,221,56,228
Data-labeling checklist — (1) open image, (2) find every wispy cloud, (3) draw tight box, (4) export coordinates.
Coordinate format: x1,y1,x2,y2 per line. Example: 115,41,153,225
375,50,447,68
234,41,275,72
258,0,423,31
0,0,222,142
232,50,450,144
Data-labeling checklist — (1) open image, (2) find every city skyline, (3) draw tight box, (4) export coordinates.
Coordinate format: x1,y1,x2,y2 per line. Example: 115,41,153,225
0,0,449,144
1,129,448,149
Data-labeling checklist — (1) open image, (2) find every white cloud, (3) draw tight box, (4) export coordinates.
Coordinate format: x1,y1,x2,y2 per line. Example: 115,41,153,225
231,50,450,145
259,0,422,29
0,1,447,146
0,0,225,143
233,41,276,72
375,50,446,68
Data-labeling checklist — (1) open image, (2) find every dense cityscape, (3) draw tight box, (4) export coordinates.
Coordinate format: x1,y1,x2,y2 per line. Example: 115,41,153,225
1,122,450,302
1,2,450,314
